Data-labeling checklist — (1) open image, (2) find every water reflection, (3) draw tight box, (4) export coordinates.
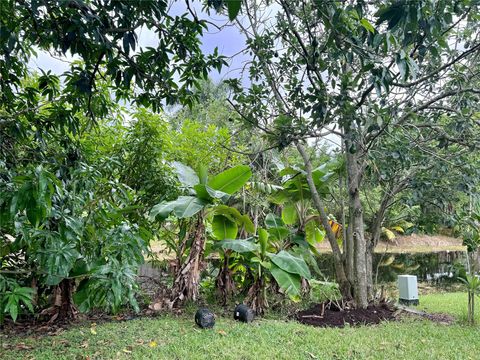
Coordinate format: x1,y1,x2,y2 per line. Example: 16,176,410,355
316,251,467,283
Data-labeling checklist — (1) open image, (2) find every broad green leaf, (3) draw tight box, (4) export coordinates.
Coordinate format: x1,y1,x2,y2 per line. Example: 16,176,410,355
270,264,301,299
215,238,258,253
206,186,230,201
151,196,206,220
305,219,325,245
360,18,375,33
212,215,238,240
281,203,298,225
198,164,208,185
212,205,254,233
269,250,311,279
208,165,252,195
172,196,207,218
150,200,177,221
193,184,229,202
258,227,269,256
267,226,290,241
226,0,242,21
279,166,304,177
239,214,255,233
265,213,284,228
265,213,289,240
8,300,19,322
172,161,199,187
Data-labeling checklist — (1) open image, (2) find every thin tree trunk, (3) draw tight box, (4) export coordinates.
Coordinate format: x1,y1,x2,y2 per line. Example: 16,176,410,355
366,245,374,300
44,278,76,322
368,181,408,299
296,142,351,298
345,187,355,290
345,147,368,309
171,216,205,307
338,137,350,272
216,252,235,304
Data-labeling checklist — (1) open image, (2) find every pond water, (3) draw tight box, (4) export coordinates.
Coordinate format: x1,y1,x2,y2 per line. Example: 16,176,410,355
316,251,468,283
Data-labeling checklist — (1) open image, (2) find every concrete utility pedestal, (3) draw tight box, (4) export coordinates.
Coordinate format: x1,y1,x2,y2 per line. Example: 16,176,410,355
398,275,419,306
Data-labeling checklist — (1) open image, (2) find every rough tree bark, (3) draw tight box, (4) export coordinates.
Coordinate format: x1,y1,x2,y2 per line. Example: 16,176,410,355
41,278,76,322
345,147,368,309
216,251,235,304
247,274,268,315
170,216,205,307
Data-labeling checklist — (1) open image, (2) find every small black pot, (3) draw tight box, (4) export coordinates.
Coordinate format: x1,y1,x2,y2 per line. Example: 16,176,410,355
195,308,215,329
234,304,255,323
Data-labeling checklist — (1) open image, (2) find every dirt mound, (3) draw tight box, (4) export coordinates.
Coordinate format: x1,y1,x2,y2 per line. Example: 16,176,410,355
297,301,396,328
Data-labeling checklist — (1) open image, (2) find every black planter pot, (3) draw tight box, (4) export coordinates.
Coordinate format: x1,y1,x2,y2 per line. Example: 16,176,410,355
234,304,255,323
195,308,215,329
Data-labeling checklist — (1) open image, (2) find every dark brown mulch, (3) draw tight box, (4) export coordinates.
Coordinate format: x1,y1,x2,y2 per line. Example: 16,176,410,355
297,301,396,328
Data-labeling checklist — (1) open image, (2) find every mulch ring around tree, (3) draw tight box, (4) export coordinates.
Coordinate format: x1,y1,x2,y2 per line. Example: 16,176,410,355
297,300,397,328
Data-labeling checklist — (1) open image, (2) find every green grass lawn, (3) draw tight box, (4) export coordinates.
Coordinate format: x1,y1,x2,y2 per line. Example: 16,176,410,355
2,292,479,360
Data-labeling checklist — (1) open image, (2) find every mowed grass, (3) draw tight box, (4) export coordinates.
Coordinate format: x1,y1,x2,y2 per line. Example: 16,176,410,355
2,292,479,360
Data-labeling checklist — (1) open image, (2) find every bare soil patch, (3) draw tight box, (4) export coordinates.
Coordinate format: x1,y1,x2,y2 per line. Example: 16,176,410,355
297,301,396,328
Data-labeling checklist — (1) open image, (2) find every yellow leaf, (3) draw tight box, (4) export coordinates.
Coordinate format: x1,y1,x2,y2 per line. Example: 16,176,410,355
90,328,97,335
391,226,405,233
379,255,395,267
218,330,227,336
123,348,132,354
149,341,158,348
381,227,396,241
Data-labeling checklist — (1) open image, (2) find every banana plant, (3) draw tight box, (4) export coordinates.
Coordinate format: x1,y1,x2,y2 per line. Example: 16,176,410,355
215,225,312,314
209,205,255,303
268,160,342,250
150,162,252,305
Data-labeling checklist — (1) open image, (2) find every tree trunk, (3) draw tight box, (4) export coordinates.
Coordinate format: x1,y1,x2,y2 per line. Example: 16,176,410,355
247,275,268,315
296,142,352,299
367,200,387,300
43,278,76,322
345,200,355,292
366,243,374,300
368,181,407,299
216,252,235,304
345,148,368,309
340,155,355,290
57,279,75,320
170,216,205,307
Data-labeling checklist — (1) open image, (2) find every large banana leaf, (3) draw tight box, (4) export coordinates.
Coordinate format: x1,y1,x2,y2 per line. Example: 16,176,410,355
269,250,311,279
172,162,199,188
150,196,206,220
208,165,252,195
265,213,284,228
214,238,258,253
270,264,301,300
212,205,255,233
265,213,289,241
193,184,229,202
258,228,269,256
281,203,298,225
212,215,238,240
305,219,326,245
